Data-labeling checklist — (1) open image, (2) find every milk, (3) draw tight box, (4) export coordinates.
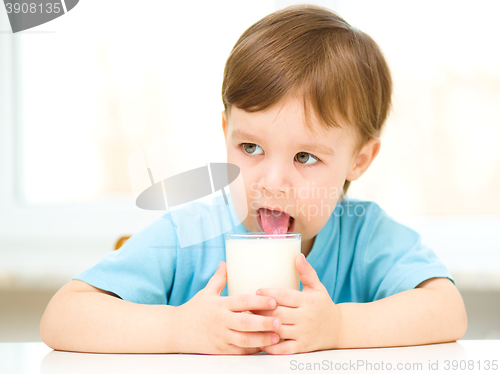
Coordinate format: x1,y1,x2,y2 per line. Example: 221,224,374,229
225,234,301,296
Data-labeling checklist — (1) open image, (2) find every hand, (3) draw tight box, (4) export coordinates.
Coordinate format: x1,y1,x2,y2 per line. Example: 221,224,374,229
174,262,282,354
251,253,342,354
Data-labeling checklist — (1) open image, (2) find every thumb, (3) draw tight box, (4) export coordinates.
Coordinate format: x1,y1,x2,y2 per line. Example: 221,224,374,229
296,253,323,291
205,261,227,295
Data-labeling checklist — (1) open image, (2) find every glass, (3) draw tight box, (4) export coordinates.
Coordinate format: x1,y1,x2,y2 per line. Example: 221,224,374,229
225,232,301,296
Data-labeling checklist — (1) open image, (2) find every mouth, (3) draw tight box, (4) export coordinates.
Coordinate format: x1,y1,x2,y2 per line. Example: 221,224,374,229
257,207,295,233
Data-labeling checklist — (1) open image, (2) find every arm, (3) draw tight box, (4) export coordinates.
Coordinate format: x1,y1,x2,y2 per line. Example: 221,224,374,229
40,279,180,354
337,277,468,349
40,264,281,354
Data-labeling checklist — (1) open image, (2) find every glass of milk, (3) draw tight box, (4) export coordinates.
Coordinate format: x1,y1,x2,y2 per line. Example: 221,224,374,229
225,232,301,296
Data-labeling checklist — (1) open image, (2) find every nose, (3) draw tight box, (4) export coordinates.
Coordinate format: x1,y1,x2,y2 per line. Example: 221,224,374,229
258,157,292,197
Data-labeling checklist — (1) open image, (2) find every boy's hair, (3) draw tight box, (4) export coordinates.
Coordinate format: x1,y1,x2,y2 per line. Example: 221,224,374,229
222,5,393,197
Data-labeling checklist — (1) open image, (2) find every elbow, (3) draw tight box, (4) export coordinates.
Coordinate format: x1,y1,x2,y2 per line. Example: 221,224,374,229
39,283,73,350
40,303,64,350
434,285,468,343
450,317,467,343
455,304,468,341
449,293,468,342
40,309,57,349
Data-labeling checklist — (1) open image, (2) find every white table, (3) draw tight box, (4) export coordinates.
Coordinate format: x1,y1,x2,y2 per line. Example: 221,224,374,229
1,341,499,374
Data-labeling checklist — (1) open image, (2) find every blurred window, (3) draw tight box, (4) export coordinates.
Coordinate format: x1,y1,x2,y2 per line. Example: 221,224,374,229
14,0,274,205
9,0,500,216
338,0,500,216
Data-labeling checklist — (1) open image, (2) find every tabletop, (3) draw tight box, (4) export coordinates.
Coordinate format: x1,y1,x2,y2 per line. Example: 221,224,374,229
1,340,499,374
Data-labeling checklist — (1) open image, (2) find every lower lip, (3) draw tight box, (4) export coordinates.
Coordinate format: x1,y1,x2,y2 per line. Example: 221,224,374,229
257,210,296,233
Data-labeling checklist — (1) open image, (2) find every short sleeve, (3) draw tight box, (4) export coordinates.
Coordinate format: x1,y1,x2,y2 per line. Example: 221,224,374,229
361,209,455,302
72,214,178,305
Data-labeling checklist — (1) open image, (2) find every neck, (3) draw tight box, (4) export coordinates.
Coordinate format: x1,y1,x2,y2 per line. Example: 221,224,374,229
301,235,316,258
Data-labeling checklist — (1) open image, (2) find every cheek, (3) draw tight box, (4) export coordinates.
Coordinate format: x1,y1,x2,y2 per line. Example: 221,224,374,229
297,199,327,226
226,146,238,163
227,149,250,182
226,156,254,225
295,183,341,224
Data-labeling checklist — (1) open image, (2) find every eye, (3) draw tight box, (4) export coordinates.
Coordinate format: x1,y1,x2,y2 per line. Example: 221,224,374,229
295,152,319,166
241,143,264,155
240,143,320,166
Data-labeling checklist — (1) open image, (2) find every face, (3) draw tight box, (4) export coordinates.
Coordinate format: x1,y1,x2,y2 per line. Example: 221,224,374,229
222,96,366,256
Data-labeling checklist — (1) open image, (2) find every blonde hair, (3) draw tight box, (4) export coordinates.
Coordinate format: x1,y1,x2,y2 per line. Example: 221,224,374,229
222,4,392,196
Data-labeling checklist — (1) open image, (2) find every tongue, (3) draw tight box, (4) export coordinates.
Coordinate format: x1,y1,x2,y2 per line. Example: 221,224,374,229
260,208,290,235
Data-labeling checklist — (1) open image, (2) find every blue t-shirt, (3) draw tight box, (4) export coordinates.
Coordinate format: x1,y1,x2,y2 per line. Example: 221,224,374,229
73,194,455,305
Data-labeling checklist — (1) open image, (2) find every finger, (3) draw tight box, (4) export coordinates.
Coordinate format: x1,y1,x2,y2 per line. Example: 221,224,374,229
249,310,275,317
273,323,296,341
225,294,277,312
226,344,261,355
227,311,281,332
296,253,323,291
256,288,302,307
261,339,298,355
251,306,297,325
204,262,227,295
227,330,281,348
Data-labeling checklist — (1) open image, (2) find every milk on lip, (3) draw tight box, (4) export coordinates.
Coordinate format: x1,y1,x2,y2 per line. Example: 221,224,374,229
225,233,301,296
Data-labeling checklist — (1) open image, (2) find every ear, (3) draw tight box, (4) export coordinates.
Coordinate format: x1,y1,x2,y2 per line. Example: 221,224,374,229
222,110,228,144
346,138,381,182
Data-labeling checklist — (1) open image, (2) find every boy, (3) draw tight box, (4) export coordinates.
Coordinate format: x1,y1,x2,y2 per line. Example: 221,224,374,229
40,5,467,355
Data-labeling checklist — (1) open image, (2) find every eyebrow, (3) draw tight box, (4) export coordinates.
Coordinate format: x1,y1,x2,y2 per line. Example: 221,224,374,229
231,129,335,155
